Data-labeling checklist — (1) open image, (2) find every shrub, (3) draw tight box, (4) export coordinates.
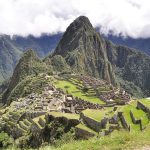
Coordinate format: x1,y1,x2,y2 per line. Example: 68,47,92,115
0,132,13,147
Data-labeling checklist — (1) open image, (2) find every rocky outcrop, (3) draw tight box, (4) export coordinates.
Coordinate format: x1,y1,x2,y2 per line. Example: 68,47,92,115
52,16,116,84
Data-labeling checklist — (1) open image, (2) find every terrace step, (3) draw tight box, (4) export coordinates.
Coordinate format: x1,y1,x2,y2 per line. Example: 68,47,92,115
19,121,29,131
7,121,15,127
24,119,32,126
38,117,46,127
33,117,44,129
17,124,27,134
75,123,97,139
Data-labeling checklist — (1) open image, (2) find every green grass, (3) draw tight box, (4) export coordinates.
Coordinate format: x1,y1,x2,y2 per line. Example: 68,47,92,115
48,112,79,120
39,125,150,150
33,115,46,129
131,109,149,127
24,119,32,126
139,99,150,109
54,80,105,105
119,104,140,131
82,108,114,122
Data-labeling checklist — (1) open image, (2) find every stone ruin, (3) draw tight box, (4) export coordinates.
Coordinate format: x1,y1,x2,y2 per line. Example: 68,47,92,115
79,75,130,105
63,96,103,114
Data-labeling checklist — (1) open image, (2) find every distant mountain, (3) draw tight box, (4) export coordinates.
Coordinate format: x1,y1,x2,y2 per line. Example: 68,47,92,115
47,16,150,97
0,34,61,84
104,34,150,55
11,34,62,57
0,35,22,84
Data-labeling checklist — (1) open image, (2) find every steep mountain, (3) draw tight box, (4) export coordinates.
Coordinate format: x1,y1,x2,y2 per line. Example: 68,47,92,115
106,41,150,97
49,16,150,97
0,34,61,84
53,16,116,84
104,34,150,55
2,49,49,104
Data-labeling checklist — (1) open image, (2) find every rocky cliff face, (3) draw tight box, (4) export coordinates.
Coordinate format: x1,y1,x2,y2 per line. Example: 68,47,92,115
54,16,116,84
52,16,150,97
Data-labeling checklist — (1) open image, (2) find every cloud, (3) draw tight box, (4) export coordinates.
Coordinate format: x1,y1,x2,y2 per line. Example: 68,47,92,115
0,0,150,38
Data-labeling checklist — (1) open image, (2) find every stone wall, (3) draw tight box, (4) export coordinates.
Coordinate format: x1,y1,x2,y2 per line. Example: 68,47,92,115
118,112,129,130
130,111,141,124
75,127,95,139
19,111,47,121
81,113,102,132
137,101,150,119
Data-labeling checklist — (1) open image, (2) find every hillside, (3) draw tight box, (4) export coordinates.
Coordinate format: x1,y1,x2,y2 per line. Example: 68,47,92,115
0,34,61,85
2,49,50,104
104,34,150,55
0,35,22,84
46,16,150,97
0,16,150,150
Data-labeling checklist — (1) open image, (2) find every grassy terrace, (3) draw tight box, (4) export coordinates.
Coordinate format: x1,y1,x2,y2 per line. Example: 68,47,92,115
119,104,140,131
54,79,105,105
139,98,150,108
82,108,114,122
48,111,79,120
131,108,149,127
33,115,46,129
76,123,97,135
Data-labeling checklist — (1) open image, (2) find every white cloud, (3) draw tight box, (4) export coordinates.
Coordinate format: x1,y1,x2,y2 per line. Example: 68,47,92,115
0,0,150,38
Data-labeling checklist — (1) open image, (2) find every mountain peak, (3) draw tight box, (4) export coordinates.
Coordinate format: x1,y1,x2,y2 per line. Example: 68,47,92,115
70,16,93,29
53,16,115,84
54,16,97,56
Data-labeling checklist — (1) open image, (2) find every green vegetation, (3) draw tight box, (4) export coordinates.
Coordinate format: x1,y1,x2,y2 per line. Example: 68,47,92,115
82,108,113,122
7,74,54,103
48,126,150,150
139,99,150,108
48,111,79,120
33,115,46,129
0,132,13,148
50,55,70,72
119,104,140,131
2,49,52,104
131,108,149,127
55,80,105,104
